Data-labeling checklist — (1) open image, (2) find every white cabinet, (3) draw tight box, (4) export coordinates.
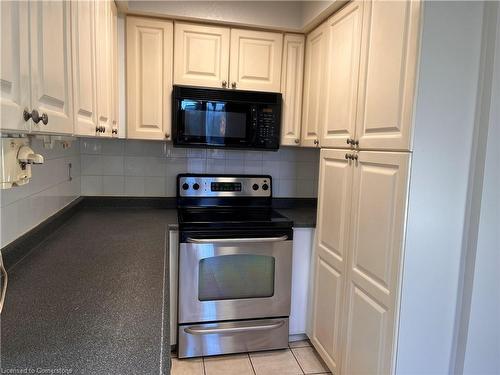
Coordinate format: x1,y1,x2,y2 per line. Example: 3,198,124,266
321,1,363,149
173,22,230,88
109,1,119,137
0,1,30,133
280,34,305,147
342,151,409,374
126,17,173,140
355,1,422,151
301,23,328,147
230,29,283,92
71,0,98,137
29,0,73,134
311,149,410,374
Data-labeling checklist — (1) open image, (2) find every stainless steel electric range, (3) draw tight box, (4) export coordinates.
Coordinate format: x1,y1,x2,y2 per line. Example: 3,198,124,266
176,174,294,358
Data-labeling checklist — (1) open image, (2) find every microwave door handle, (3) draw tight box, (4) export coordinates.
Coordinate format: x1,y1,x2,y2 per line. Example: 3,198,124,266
186,235,288,244
184,320,285,335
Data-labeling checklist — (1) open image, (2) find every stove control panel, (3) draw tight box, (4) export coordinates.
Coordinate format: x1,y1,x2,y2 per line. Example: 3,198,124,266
178,175,272,197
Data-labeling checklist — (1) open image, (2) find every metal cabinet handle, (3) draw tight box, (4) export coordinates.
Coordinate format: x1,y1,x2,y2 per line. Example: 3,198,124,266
231,82,237,89
353,154,358,160
353,140,359,146
345,153,350,160
186,235,288,244
222,80,227,88
313,139,319,145
165,132,170,139
294,139,300,144
347,138,352,145
23,108,32,122
0,250,8,314
185,320,285,335
112,129,118,135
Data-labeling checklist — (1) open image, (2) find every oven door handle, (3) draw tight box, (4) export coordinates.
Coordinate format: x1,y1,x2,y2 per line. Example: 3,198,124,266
184,320,285,335
186,235,288,244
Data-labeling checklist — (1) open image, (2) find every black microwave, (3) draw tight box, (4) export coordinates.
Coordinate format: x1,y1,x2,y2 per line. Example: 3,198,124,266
172,85,282,150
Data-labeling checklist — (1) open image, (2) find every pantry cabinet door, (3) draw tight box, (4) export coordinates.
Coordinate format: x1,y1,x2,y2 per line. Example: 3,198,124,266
0,1,30,132
355,0,422,151
127,17,173,140
311,149,353,373
29,0,73,134
174,22,230,88
301,22,328,147
342,151,410,375
71,0,98,137
280,34,305,147
322,1,363,149
229,29,283,92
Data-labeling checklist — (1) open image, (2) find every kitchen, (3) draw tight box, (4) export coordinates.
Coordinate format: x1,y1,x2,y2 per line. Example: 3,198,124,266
0,1,498,375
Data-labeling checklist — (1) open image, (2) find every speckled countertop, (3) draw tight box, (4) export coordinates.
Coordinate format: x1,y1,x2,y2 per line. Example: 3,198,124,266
0,203,315,374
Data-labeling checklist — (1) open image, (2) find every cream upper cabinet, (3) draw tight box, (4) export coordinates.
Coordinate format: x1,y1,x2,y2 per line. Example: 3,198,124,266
280,34,305,147
127,17,173,140
301,22,328,147
29,0,73,134
342,151,410,374
110,0,119,137
321,1,363,149
71,0,98,137
0,1,30,133
311,148,353,372
355,1,422,151
174,22,230,88
229,29,283,92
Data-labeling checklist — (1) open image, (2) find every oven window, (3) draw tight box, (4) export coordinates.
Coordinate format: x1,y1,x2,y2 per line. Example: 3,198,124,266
198,254,275,301
180,100,249,145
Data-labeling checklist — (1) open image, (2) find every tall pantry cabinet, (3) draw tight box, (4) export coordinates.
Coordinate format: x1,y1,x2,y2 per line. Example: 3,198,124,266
309,1,422,374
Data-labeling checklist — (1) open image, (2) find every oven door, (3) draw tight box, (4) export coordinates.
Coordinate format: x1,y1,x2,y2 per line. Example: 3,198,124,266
178,232,292,324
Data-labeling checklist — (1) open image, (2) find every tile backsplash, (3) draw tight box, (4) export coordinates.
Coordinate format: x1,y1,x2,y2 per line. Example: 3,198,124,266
0,138,81,247
80,138,320,198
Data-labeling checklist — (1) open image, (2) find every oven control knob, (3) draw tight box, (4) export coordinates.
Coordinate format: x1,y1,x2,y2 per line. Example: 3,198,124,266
193,183,200,190
182,183,189,190
252,183,259,191
262,183,269,191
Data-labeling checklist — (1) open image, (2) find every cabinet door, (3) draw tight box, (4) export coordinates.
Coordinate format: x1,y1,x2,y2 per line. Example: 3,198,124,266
110,0,119,137
229,29,283,92
311,149,353,373
322,1,363,149
0,1,30,132
355,1,422,150
95,0,112,137
280,34,305,147
29,0,73,134
342,151,410,375
301,22,328,147
173,22,230,88
71,0,98,137
127,17,173,140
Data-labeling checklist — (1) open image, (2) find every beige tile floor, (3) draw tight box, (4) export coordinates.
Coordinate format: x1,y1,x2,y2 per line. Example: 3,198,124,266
171,339,331,375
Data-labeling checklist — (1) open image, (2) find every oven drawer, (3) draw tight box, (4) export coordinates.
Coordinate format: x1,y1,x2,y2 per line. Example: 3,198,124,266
178,318,289,358
179,238,293,324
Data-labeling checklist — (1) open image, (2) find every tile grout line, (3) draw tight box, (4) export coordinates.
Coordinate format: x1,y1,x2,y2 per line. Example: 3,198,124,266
202,356,207,375
247,352,257,375
289,347,306,375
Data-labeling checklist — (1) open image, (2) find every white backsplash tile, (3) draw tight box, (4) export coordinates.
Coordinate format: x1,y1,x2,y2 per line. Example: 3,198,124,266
124,176,145,195
103,176,125,195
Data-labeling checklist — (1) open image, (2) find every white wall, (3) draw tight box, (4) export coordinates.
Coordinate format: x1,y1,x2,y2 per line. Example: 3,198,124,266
396,2,485,374
0,138,81,248
463,5,500,373
80,138,320,198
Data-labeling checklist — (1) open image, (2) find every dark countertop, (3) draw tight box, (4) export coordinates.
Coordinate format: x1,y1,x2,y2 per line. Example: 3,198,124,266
1,207,177,375
276,207,317,228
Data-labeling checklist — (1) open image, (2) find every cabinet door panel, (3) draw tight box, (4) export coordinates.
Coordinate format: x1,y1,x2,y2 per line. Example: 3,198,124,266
174,22,229,88
71,0,98,136
322,1,363,148
0,1,30,132
301,23,328,147
280,34,305,146
30,0,73,134
229,29,283,92
311,149,353,372
343,151,410,375
127,17,173,140
110,0,119,136
355,1,422,150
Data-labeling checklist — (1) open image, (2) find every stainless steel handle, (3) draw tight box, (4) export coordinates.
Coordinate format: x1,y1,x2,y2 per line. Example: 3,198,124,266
186,235,288,244
23,108,32,122
222,80,227,88
0,250,8,314
231,82,237,89
184,320,285,335
40,112,48,125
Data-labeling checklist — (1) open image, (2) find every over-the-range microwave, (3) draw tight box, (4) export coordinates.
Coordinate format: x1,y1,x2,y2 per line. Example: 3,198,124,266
172,85,282,150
